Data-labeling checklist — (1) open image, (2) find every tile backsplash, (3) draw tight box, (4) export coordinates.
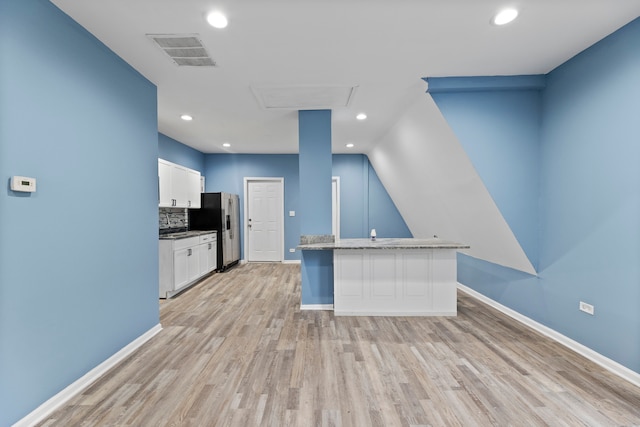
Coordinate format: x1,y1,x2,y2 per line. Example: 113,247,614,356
159,207,188,230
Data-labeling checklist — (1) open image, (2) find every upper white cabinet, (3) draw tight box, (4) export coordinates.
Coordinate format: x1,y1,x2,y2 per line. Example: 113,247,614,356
187,169,201,209
158,159,173,207
158,159,201,208
171,164,189,207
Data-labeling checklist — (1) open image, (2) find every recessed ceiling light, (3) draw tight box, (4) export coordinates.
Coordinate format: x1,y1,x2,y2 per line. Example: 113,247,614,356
207,11,228,29
222,143,231,147
356,113,367,120
346,143,354,148
180,114,193,121
492,8,518,26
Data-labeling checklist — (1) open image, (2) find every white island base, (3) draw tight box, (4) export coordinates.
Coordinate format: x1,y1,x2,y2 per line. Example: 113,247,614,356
297,238,469,317
334,248,459,316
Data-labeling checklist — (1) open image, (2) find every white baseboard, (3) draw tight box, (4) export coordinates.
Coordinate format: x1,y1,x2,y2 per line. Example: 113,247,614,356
243,260,301,265
300,304,334,311
457,284,640,389
334,310,456,317
14,324,163,427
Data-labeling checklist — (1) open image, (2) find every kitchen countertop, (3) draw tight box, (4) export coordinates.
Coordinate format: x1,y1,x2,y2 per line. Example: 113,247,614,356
159,230,217,240
297,238,469,250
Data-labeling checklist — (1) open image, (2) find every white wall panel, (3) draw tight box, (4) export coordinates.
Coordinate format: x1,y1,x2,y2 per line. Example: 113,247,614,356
370,253,397,298
334,249,457,316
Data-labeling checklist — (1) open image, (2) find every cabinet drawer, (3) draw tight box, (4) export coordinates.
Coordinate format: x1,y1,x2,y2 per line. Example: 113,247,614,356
200,233,216,243
174,236,199,250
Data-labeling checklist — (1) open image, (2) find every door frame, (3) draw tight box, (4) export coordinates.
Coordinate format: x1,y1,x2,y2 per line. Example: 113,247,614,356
243,177,285,262
332,176,340,240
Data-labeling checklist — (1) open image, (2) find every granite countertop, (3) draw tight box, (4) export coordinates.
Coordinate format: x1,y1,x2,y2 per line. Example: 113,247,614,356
298,238,469,250
159,230,217,240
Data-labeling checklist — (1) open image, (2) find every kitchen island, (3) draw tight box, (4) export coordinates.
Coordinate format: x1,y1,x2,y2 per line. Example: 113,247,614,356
298,238,469,316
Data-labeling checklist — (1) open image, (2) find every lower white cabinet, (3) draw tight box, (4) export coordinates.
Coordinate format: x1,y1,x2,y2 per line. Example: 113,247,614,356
198,233,217,276
173,246,191,290
159,233,217,298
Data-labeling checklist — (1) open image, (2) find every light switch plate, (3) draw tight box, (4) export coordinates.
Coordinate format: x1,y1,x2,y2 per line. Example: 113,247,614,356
289,211,295,217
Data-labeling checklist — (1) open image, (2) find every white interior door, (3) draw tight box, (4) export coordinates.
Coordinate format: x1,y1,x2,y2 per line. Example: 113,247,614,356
246,179,283,262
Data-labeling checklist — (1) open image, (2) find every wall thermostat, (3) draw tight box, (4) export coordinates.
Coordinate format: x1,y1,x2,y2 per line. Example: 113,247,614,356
11,176,37,192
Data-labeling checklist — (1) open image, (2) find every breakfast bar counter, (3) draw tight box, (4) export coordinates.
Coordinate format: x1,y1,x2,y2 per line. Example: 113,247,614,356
298,238,469,316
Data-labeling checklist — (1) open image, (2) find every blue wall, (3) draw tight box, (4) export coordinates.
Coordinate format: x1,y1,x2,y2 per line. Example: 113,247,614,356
332,155,412,239
366,162,413,239
298,110,334,305
429,83,541,268
299,110,333,235
429,17,640,373
158,133,205,173
0,1,160,425
203,154,411,260
204,154,301,260
538,18,640,370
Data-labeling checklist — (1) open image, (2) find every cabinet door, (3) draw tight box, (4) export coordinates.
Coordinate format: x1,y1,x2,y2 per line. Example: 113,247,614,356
198,243,209,276
187,169,201,208
208,240,217,272
158,159,173,207
187,246,200,283
173,247,189,290
171,165,189,207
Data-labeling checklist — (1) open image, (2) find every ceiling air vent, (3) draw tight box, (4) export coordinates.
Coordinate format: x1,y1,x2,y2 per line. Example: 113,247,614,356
147,34,216,67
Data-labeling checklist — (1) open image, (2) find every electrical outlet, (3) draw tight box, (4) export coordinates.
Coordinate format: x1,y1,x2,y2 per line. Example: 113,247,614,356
579,301,594,315
289,248,295,253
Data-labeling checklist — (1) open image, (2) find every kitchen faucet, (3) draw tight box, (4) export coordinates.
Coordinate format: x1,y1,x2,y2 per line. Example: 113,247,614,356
165,212,171,228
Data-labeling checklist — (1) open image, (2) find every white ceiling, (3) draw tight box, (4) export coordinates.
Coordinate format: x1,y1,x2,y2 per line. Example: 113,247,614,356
51,0,640,154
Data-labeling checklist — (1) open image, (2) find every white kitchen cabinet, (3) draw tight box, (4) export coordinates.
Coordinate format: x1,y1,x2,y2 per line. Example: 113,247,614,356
158,159,173,207
171,164,189,207
198,233,217,275
198,243,208,278
173,247,190,290
186,245,200,283
206,240,217,272
159,232,217,298
187,168,201,208
158,159,201,208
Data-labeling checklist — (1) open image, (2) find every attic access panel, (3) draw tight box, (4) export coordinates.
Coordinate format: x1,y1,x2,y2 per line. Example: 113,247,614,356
251,85,359,109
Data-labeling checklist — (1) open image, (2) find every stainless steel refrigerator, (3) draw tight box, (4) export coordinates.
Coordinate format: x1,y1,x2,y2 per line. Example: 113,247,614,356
188,192,240,271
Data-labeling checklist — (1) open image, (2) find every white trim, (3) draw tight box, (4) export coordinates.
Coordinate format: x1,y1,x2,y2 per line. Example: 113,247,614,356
335,311,456,317
243,177,285,263
300,304,334,311
332,176,340,240
282,259,301,265
14,324,163,427
457,284,640,389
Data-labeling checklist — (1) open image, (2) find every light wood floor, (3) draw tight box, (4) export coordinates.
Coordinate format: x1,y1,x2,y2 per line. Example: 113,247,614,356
39,263,640,426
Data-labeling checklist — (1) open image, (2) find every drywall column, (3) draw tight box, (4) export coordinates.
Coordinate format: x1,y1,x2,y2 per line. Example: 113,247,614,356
299,110,334,306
